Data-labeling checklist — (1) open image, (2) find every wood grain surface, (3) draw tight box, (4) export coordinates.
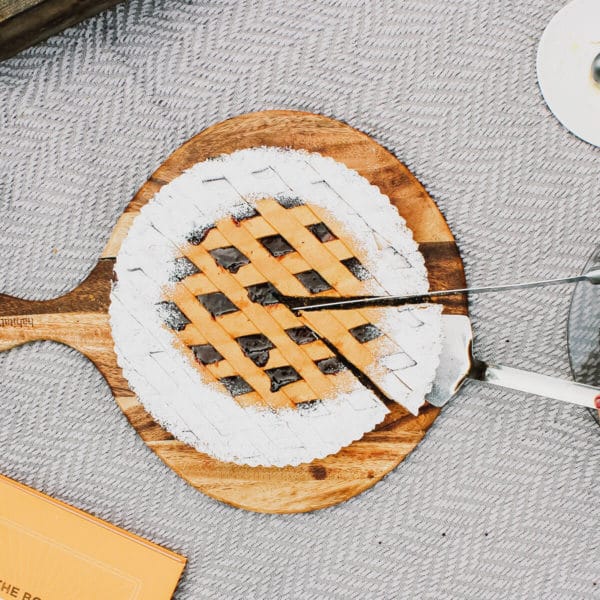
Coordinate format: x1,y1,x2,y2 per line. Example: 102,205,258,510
0,0,123,61
0,111,468,513
0,0,41,21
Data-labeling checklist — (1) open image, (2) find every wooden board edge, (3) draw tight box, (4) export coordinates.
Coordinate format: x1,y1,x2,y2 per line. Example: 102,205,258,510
0,0,124,61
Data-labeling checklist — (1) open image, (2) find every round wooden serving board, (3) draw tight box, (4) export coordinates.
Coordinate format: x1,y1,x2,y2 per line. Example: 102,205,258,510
0,111,467,513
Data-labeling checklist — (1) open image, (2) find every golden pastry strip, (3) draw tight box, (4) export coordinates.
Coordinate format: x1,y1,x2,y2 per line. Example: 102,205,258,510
171,325,260,408
287,204,321,226
255,198,361,294
241,215,276,239
253,199,386,370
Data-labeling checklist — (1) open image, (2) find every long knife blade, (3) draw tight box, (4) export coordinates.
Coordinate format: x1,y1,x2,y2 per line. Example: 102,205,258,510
290,269,600,312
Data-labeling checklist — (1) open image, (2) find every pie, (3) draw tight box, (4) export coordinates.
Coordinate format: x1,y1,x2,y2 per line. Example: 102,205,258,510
109,148,442,466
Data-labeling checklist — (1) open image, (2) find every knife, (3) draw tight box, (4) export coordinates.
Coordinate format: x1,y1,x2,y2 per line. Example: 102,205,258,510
288,269,600,312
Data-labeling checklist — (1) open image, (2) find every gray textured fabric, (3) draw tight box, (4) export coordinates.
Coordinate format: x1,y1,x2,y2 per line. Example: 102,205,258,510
1,0,599,598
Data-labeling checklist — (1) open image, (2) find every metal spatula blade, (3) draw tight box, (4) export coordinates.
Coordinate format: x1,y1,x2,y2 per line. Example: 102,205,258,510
426,315,600,410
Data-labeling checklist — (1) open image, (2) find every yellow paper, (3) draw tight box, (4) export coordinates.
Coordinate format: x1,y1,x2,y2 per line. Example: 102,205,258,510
0,474,186,600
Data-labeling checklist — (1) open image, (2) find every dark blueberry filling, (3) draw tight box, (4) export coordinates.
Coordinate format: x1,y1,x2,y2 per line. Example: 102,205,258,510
307,222,337,243
265,366,301,392
276,196,303,208
197,292,238,317
349,323,382,343
156,302,190,331
236,334,274,367
220,376,254,396
246,282,281,305
295,270,332,294
209,246,250,273
285,326,317,345
169,257,200,282
341,257,370,281
316,357,346,375
297,400,322,411
187,227,210,245
190,344,223,365
260,234,294,257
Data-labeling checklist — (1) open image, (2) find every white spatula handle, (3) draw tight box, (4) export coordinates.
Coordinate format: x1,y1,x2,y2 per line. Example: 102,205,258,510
475,363,600,409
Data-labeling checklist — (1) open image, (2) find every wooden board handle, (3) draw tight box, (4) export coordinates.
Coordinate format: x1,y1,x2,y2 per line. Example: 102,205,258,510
0,259,113,350
0,258,132,396
0,295,50,351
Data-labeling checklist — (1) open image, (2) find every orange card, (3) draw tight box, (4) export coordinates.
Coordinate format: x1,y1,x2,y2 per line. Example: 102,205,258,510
0,474,186,600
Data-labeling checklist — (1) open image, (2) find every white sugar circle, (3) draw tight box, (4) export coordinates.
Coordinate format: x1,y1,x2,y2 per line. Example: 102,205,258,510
109,148,442,467
537,0,600,147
